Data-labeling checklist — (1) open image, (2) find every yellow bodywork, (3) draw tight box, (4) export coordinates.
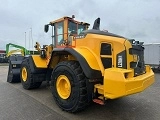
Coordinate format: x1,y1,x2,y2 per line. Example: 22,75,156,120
74,34,126,76
32,33,155,99
31,33,155,100
72,34,154,99
32,55,48,68
95,65,154,99
31,16,154,100
73,47,101,71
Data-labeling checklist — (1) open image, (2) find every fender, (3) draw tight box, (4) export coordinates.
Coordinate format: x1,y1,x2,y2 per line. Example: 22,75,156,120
49,48,102,79
26,55,47,74
30,55,48,68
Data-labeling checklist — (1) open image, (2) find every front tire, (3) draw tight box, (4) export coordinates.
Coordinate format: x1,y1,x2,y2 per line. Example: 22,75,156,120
51,61,90,113
20,58,42,89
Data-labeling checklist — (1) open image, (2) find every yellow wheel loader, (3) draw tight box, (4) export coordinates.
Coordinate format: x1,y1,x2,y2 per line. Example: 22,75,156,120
7,16,154,112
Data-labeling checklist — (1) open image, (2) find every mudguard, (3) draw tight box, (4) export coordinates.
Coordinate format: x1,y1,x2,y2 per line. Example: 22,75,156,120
50,48,102,79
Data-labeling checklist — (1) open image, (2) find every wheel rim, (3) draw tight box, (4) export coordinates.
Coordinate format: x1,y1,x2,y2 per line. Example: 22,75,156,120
22,67,27,82
56,75,71,99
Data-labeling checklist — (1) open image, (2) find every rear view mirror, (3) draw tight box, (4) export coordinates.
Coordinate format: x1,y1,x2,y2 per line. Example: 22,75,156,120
44,24,49,33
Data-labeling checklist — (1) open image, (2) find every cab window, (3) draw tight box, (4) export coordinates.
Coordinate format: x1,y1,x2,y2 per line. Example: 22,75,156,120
68,21,77,35
78,25,85,34
56,22,63,45
68,20,86,35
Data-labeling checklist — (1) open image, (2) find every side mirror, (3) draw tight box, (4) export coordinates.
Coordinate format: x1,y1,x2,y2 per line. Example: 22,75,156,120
44,24,49,33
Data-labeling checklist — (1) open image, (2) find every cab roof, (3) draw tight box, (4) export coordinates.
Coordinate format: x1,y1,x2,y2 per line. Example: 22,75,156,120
49,16,90,26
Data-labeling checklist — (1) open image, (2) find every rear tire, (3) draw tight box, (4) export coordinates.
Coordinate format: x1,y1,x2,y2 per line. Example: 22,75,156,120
20,58,42,89
51,61,91,113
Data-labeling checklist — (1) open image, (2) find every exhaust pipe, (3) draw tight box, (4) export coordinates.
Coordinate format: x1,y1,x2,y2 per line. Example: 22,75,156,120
92,18,100,30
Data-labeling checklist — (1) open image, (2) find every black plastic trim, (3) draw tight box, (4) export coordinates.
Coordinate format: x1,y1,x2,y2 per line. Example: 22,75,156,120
80,29,125,38
101,57,112,69
129,44,145,76
100,43,112,55
129,46,144,54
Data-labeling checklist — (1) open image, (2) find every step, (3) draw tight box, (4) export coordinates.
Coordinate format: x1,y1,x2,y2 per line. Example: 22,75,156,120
94,84,104,95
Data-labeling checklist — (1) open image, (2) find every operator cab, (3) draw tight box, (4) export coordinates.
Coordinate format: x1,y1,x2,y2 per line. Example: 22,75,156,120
44,16,90,47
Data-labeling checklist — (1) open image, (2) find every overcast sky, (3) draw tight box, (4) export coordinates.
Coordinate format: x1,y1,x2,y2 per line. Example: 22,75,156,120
0,0,160,50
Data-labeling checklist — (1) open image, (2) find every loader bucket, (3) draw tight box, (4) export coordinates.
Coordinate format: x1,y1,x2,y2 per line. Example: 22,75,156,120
7,56,24,83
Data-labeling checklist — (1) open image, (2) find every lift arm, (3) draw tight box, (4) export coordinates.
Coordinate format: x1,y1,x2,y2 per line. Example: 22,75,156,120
6,43,30,56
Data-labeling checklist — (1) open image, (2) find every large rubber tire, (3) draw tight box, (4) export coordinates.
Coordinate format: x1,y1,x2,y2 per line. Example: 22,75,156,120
20,58,42,90
51,61,91,113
